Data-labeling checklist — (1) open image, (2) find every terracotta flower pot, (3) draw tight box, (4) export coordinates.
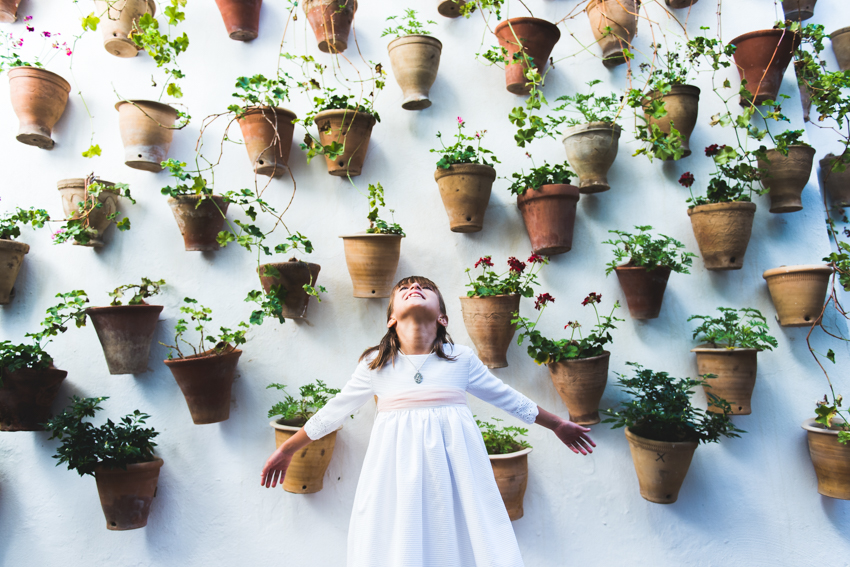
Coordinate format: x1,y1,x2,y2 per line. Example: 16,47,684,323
215,0,262,41
459,294,520,369
561,122,620,194
729,29,800,106
643,85,700,159
57,178,121,248
437,0,466,17
303,0,356,54
547,351,610,425
516,184,580,256
0,366,67,431
387,35,442,110
665,0,698,8
0,0,21,22
164,348,242,424
313,109,376,177
586,0,639,69
489,447,532,521
687,201,757,270
434,164,496,233
115,100,179,172
758,145,815,213
625,427,698,504
494,18,560,95
258,260,321,319
272,421,340,493
167,195,229,252
820,154,850,207
94,458,163,530
796,61,812,122
691,346,758,415
94,0,156,57
802,419,850,500
762,264,832,327
86,305,163,375
831,27,850,72
8,67,70,150
783,0,817,21
614,265,671,320
339,233,403,298
236,107,297,177
0,239,29,304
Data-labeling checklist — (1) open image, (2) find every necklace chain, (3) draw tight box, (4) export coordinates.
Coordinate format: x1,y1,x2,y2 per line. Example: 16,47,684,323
398,347,434,384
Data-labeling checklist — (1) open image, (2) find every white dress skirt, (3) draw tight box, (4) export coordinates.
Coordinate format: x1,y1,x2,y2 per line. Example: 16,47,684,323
303,343,539,567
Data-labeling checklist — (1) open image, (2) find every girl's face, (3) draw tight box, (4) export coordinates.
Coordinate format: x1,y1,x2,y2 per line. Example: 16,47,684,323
388,281,448,328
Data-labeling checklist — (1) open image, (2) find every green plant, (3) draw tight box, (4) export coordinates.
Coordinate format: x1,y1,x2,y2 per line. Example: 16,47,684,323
678,144,761,207
381,9,436,39
554,80,623,127
0,18,71,72
506,161,573,196
267,381,341,427
688,307,777,350
53,178,135,246
465,254,548,298
0,207,50,240
227,74,291,118
108,277,166,306
364,183,404,236
603,226,696,275
161,297,249,359
459,0,504,19
160,159,216,198
431,117,500,169
130,0,189,99
477,417,531,455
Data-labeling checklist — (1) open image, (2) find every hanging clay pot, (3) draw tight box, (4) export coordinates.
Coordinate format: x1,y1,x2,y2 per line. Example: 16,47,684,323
437,0,466,18
164,347,242,424
796,60,812,122
561,122,620,194
86,305,163,375
820,154,850,207
434,164,496,233
691,346,758,415
802,419,850,500
0,0,21,22
215,0,262,41
494,18,561,95
547,351,610,425
625,427,698,504
783,0,817,21
614,265,671,320
339,233,403,298
687,201,757,270
236,107,297,178
0,366,67,431
729,29,800,106
8,67,70,150
272,421,340,493
643,85,700,159
94,0,156,57
831,28,850,72
258,259,321,319
758,145,815,213
586,0,639,69
57,178,121,248
387,35,443,110
0,239,29,304
115,100,178,172
762,264,832,327
459,294,520,369
167,195,229,251
313,109,376,177
665,0,698,8
516,184,580,255
489,446,532,521
303,0,356,54
94,458,163,530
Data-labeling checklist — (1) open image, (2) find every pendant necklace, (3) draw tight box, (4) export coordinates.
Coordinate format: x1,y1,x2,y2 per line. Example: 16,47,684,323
398,347,434,384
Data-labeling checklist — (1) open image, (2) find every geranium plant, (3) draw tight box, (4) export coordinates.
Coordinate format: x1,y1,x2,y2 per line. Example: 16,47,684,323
477,417,531,455
603,225,696,275
0,17,72,72
381,9,436,39
431,118,500,169
108,277,166,306
130,0,189,100
53,178,135,246
364,183,404,236
554,80,623,127
227,74,291,118
267,381,342,427
465,254,548,298
688,307,778,350
679,144,762,207
161,297,249,359
506,161,573,196
0,207,50,240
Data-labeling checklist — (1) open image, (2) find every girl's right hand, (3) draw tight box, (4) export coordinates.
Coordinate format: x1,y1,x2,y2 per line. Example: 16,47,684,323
261,446,293,488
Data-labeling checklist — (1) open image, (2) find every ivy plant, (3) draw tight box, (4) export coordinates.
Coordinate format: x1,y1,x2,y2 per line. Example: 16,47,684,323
108,277,166,306
227,74,292,118
381,9,436,39
554,80,623,127
431,117,500,169
130,0,189,100
0,207,50,240
688,307,777,351
53,180,135,246
364,183,405,236
161,298,249,359
477,417,531,455
603,226,696,275
465,254,548,298
506,161,573,196
267,381,341,427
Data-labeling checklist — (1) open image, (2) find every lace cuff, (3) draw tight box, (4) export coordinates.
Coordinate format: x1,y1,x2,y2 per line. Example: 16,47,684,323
303,412,331,440
513,396,539,425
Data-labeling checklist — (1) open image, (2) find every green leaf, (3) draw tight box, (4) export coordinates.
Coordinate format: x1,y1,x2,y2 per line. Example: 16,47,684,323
81,144,102,159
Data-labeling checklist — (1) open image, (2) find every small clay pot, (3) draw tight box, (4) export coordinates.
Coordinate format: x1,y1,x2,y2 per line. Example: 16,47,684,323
687,201,757,270
387,35,443,110
758,145,816,213
614,265,671,320
0,0,21,22
643,85,700,159
164,347,242,424
313,109,376,177
691,346,758,415
820,154,850,207
167,195,229,252
434,164,496,233
459,294,520,369
665,0,698,8
783,0,817,21
258,260,321,319
87,305,163,375
547,351,610,425
215,0,262,41
94,0,156,57
437,0,466,17
339,233,403,298
57,178,121,248
0,366,67,431
115,100,178,172
625,427,698,504
8,67,70,149
586,0,639,68
494,18,560,95
303,0,356,54
802,419,850,500
94,458,163,530
729,29,800,106
762,264,832,327
236,107,297,177
831,27,850,72
489,447,532,521
0,239,29,304
561,122,621,194
516,184,580,256
272,421,340,493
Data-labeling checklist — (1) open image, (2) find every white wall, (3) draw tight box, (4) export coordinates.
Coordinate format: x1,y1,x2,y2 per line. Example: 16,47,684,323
1,0,849,564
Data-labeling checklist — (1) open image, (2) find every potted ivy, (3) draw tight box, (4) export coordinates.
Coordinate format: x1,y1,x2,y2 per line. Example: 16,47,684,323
268,381,342,493
44,396,163,530
762,264,833,327
602,362,743,504
161,159,230,251
383,10,441,110
257,233,326,320
804,395,850,499
303,0,356,54
756,130,815,213
55,176,135,248
729,28,799,106
478,417,532,520
586,0,638,68
92,0,156,57
305,92,381,178
0,207,49,304
214,0,262,41
493,16,560,95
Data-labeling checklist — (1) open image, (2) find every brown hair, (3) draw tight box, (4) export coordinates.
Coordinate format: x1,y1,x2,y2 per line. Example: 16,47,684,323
359,276,457,370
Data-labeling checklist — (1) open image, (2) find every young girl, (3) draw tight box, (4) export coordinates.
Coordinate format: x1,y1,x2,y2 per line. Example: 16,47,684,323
261,276,595,567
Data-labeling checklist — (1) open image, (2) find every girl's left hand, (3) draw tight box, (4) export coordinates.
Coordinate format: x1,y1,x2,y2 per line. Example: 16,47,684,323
554,420,596,455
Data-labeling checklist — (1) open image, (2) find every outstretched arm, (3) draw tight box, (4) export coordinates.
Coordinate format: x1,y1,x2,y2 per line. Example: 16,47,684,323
261,428,313,488
534,406,596,456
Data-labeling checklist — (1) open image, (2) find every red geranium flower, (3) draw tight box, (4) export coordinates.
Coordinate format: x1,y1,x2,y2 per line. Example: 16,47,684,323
527,253,545,264
507,257,526,273
534,293,554,311
678,172,695,188
705,144,725,157
582,292,602,306
474,256,494,269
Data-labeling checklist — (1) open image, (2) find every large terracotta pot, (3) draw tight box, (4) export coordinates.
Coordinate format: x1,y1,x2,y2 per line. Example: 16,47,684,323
0,239,29,304
215,0,262,41
625,428,698,504
437,0,466,17
691,346,758,415
614,265,671,320
489,446,532,521
831,28,850,72
57,178,121,248
802,419,850,500
8,67,70,150
258,260,321,319
547,351,610,425
167,195,229,251
434,164,496,233
0,366,67,431
115,100,179,172
516,184,580,256
340,233,403,298
762,264,832,327
820,154,850,207
164,348,242,424
687,201,757,270
272,421,340,493
783,0,817,21
729,29,800,106
758,145,816,213
313,109,376,177
665,0,698,8
86,305,163,375
561,122,620,194
643,85,700,159
236,107,297,177
0,0,21,22
586,0,639,69
303,0,356,54
94,458,163,530
387,35,442,110
494,18,560,95
459,294,520,368
94,0,156,57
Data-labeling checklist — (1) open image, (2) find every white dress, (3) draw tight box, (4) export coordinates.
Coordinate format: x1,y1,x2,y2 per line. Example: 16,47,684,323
303,343,539,567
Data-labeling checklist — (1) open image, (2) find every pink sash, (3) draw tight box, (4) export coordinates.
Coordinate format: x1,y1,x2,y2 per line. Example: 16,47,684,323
377,388,468,412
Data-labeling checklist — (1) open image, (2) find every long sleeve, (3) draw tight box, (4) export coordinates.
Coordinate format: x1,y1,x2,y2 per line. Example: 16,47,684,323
464,348,539,425
303,360,374,440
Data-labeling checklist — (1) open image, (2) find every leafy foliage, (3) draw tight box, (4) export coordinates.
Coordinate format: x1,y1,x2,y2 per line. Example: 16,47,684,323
228,74,291,118
683,145,761,207
160,159,215,198
108,278,166,306
267,381,341,427
381,9,435,39
53,180,135,246
688,307,777,350
431,118,500,169
161,298,248,359
0,18,71,72
365,183,405,236
603,226,696,275
459,0,504,18
555,80,622,127
130,0,189,99
506,162,573,196
477,417,531,455
465,254,548,298
0,207,50,240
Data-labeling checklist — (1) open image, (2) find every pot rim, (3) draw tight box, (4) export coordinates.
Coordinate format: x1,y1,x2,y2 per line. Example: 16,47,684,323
762,264,833,279
236,106,298,121
1,365,68,378
94,456,164,475
494,17,561,38
802,417,848,434
614,263,673,273
459,293,521,300
561,121,622,140
313,108,377,125
830,27,850,39
643,83,701,104
586,0,641,12
57,178,116,190
270,419,342,432
258,260,321,272
338,232,404,239
729,28,800,48
114,99,178,116
7,66,71,91
488,446,533,459
0,239,30,253
760,144,816,158
302,0,357,13
163,347,242,366
687,201,757,215
167,194,226,204
86,304,164,315
387,34,443,51
434,162,497,182
516,183,581,201
625,426,700,448
547,350,611,365
691,344,760,353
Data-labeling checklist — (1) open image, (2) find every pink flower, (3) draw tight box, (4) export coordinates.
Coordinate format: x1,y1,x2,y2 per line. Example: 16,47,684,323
457,116,464,126
26,25,33,32
23,15,32,22
65,47,72,56
41,31,51,38
51,229,66,240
